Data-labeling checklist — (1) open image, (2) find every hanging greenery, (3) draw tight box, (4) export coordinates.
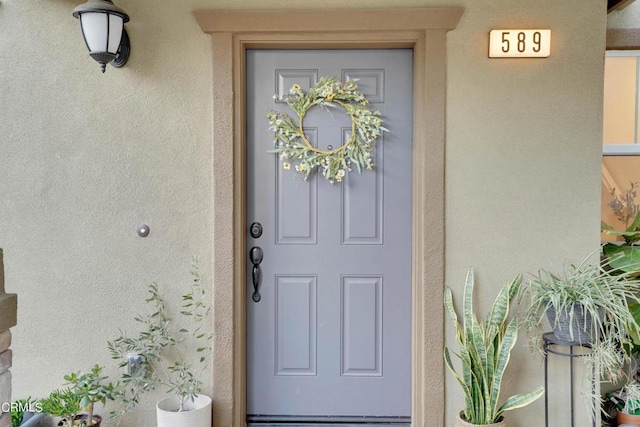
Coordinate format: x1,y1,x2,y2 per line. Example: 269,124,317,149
267,76,388,183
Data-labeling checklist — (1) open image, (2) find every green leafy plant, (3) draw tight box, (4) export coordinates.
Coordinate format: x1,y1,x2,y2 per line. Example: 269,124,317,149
64,364,119,425
107,257,212,416
601,181,640,274
10,397,37,427
39,388,81,427
521,257,640,384
444,268,544,424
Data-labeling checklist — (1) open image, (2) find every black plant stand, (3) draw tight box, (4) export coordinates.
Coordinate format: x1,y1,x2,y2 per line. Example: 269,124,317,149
543,332,596,427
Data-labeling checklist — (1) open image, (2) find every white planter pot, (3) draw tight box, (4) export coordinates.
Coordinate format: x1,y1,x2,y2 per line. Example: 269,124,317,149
455,411,506,427
156,394,212,427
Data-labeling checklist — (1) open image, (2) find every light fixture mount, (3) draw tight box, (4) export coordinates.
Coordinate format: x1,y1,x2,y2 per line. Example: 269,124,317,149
72,0,131,73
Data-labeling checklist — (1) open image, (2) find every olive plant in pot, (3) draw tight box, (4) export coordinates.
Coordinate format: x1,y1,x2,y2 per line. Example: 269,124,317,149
444,268,544,427
520,257,640,385
107,257,213,427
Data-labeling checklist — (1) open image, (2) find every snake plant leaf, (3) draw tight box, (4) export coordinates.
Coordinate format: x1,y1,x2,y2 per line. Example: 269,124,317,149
444,286,458,326
486,284,509,331
495,386,545,419
490,318,518,414
445,347,473,413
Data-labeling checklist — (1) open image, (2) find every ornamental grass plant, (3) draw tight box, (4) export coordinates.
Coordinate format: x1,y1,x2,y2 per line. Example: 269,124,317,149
520,255,640,384
444,268,544,425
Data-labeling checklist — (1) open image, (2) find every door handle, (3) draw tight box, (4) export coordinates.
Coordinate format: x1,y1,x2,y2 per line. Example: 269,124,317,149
250,246,263,303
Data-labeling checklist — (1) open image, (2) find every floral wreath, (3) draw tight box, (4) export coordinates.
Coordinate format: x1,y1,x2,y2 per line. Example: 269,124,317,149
267,76,388,183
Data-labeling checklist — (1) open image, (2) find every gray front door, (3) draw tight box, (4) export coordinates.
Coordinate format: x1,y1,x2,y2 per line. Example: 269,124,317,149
246,49,413,426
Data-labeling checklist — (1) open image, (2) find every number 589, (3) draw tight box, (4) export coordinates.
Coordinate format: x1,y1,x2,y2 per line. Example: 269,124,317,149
489,29,551,58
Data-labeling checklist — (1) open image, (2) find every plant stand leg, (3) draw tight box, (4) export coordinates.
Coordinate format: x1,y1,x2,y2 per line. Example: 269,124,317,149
545,341,549,427
543,332,596,427
570,346,574,427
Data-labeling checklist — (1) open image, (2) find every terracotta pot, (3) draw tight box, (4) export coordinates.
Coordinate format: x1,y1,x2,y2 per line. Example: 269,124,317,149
455,411,506,427
617,409,640,426
156,394,212,427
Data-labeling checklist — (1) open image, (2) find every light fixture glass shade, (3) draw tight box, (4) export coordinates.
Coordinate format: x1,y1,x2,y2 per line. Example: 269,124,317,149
107,14,124,53
80,12,123,55
73,0,130,73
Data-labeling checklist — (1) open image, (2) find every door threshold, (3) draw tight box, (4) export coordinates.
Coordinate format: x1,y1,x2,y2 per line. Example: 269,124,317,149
247,415,411,425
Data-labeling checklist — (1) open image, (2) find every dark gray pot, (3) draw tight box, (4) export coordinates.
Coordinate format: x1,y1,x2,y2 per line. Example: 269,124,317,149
546,304,600,344
20,413,49,427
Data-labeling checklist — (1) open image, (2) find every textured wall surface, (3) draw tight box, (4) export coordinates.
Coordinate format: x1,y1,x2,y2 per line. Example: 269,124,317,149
0,0,606,426
0,251,16,427
609,0,640,28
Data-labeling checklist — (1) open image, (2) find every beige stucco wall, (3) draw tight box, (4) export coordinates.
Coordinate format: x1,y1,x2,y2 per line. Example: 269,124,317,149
609,0,640,28
0,0,606,426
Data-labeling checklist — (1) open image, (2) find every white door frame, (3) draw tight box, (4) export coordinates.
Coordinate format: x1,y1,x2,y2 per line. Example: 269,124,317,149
194,8,463,427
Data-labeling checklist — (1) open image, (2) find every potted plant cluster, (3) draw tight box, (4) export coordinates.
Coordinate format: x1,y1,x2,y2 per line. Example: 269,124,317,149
107,257,213,427
39,365,118,427
520,256,640,385
444,268,544,427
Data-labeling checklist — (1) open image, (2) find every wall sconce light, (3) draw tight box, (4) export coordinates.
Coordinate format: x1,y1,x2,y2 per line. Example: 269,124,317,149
72,0,130,73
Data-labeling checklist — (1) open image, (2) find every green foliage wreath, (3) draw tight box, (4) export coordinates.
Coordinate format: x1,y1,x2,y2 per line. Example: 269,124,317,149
267,76,388,183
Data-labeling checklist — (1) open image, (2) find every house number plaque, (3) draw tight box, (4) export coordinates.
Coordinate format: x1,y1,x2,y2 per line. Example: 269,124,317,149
489,29,551,58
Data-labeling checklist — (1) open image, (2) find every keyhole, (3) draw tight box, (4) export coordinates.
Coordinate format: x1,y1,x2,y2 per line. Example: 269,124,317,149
250,222,263,238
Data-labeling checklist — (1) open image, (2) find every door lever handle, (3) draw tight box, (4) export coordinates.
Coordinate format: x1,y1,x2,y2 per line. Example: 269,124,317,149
250,246,263,303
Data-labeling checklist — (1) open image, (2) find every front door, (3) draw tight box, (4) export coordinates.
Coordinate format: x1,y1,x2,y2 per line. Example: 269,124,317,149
246,49,413,426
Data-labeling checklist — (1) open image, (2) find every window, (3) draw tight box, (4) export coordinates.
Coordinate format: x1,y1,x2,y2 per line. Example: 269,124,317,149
602,51,640,241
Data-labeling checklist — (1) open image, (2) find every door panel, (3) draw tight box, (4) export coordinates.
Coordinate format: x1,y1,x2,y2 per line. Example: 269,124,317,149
247,49,413,423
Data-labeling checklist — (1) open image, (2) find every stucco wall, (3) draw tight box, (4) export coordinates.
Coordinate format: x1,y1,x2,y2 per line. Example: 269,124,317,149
609,0,640,28
446,1,605,426
0,0,606,426
0,251,17,427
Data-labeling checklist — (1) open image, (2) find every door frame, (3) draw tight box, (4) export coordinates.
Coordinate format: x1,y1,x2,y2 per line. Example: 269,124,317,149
194,8,463,427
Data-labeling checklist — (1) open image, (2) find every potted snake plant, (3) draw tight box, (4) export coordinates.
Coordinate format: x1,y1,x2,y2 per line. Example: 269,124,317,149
444,268,544,427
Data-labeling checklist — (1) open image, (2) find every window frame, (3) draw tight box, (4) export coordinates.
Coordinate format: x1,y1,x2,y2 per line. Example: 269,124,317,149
604,50,640,155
